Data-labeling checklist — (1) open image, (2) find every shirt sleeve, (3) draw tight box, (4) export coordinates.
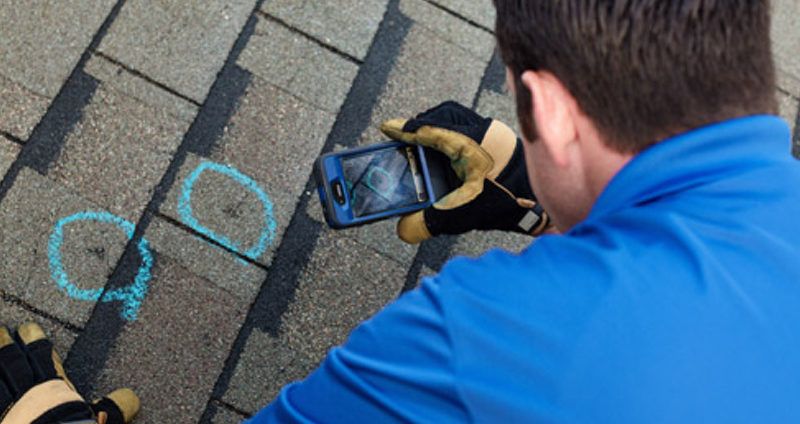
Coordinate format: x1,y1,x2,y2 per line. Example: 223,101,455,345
246,276,470,423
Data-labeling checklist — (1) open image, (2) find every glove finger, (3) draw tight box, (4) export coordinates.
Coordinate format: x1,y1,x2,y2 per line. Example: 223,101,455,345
380,118,414,143
0,326,35,398
92,388,140,424
17,323,76,392
16,322,58,382
397,210,433,244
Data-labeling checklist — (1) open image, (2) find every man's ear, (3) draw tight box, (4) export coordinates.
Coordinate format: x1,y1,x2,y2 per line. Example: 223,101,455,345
520,70,577,167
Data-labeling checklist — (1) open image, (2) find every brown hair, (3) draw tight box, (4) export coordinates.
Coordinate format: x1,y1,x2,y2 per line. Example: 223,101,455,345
494,0,777,153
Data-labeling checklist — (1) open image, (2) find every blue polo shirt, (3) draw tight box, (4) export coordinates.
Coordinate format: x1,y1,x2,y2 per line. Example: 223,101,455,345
250,116,800,423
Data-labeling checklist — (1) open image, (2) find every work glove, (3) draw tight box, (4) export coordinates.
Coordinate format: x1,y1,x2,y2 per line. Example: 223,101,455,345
381,101,550,244
0,322,139,424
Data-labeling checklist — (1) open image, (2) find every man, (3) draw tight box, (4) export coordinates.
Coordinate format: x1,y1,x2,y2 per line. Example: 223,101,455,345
249,0,800,422
3,1,796,422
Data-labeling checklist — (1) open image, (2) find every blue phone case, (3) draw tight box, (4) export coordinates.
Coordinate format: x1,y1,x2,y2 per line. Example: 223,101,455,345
315,142,438,229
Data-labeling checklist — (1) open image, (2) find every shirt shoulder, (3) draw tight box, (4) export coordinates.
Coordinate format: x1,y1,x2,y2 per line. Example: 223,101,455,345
429,235,628,421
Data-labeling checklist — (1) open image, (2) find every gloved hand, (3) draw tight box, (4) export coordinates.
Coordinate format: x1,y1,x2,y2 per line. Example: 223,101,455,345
380,101,551,244
0,322,139,424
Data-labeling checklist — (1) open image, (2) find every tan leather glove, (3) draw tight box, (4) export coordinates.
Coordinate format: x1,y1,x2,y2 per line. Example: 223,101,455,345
0,322,139,424
381,101,550,244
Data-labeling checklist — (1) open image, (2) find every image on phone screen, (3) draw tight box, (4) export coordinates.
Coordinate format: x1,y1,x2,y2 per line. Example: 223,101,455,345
341,146,428,218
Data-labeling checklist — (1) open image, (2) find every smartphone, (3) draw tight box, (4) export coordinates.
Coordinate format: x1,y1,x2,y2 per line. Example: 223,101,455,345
315,142,457,229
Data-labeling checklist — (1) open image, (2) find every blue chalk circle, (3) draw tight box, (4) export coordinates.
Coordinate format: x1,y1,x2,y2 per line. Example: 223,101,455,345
48,211,153,321
178,161,276,261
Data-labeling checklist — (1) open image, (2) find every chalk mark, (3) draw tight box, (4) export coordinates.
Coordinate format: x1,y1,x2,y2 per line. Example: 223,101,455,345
48,211,153,321
178,161,276,261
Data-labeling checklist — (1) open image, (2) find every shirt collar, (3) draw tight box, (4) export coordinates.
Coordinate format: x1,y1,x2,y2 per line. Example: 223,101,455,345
587,115,793,221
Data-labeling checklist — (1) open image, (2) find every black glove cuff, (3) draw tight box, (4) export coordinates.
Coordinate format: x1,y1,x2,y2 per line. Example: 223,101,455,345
91,397,125,424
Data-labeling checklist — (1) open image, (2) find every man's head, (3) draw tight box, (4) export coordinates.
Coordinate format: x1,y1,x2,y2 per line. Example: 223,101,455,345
494,0,777,231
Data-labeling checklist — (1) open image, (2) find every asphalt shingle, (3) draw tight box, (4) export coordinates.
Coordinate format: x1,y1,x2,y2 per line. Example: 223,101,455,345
159,78,335,268
48,84,193,221
0,300,78,355
778,90,799,135
398,0,495,61
427,0,495,30
773,0,800,97
475,88,519,133
0,76,50,140
0,135,20,178
222,232,406,413
98,0,256,103
96,256,247,423
0,0,115,98
209,404,249,423
0,168,128,327
237,17,359,114
144,215,268,303
261,0,388,60
85,55,199,124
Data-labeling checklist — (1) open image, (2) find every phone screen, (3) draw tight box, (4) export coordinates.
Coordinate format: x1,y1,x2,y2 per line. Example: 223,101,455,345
341,146,428,218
